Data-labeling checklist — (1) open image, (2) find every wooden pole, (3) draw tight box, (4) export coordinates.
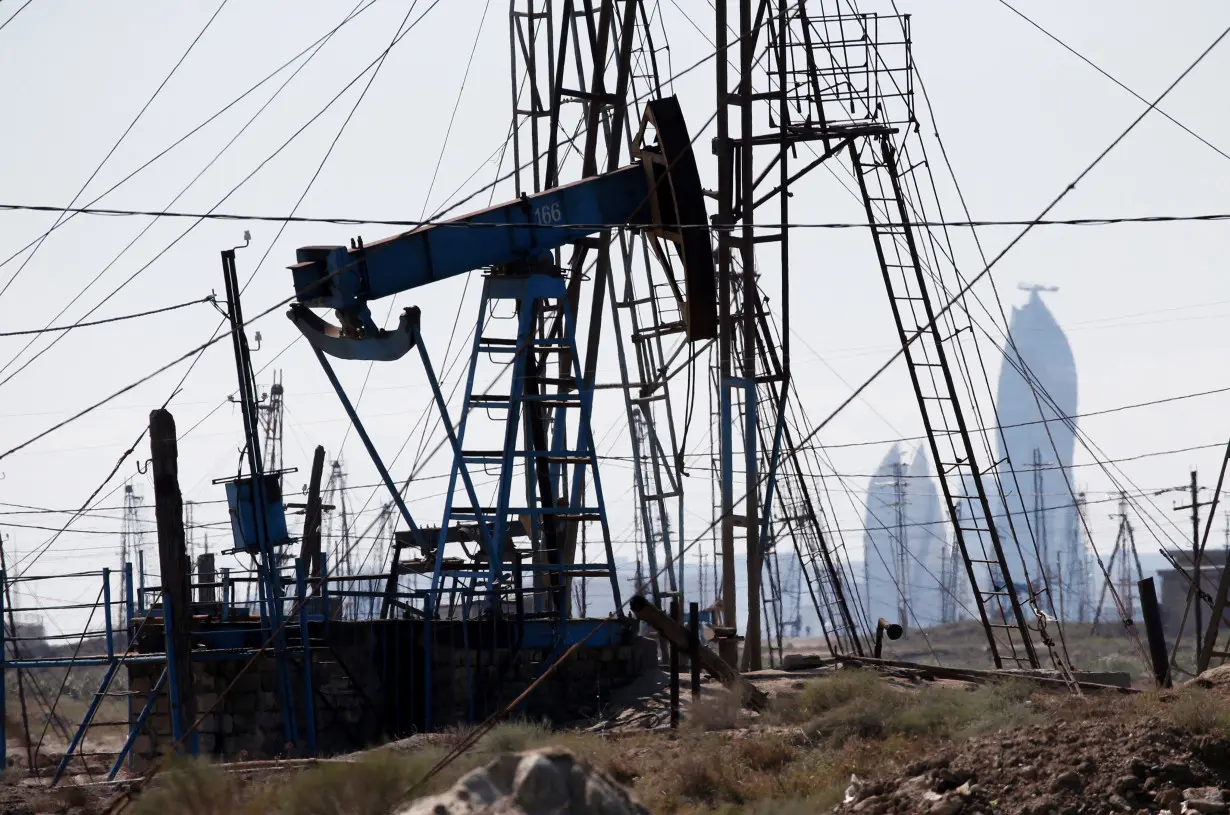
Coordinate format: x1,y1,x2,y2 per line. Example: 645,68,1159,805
299,446,326,581
630,595,767,710
150,409,196,752
1138,577,1172,688
689,601,701,701
0,541,32,769
195,555,216,604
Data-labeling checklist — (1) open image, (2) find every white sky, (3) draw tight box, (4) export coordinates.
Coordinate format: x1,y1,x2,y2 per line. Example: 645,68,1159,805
1,0,1229,630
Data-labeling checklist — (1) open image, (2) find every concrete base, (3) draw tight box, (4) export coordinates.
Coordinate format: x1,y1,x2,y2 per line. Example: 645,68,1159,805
1002,668,1132,689
127,616,653,768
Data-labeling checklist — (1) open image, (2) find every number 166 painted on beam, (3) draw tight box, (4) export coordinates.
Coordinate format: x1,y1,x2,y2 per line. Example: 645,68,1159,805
532,201,562,225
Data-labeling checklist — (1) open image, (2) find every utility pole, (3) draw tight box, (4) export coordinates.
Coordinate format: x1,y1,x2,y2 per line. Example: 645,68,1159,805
890,461,910,629
1031,448,1048,601
298,446,326,582
941,505,962,624
1175,470,1213,657
0,537,33,769
1071,491,1090,623
184,500,195,560
150,408,196,752
1094,493,1144,632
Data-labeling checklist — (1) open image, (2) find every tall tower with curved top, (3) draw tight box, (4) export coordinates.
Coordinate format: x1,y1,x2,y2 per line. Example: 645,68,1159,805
994,287,1080,618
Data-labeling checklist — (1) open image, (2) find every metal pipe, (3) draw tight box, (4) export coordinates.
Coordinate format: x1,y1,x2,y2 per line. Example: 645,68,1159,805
308,344,425,619
102,568,114,659
873,617,904,659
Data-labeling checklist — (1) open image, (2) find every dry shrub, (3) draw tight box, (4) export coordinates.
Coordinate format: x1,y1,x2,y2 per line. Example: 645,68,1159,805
737,794,849,815
550,732,639,785
796,668,890,718
687,690,743,731
439,722,477,748
667,752,745,806
1146,686,1230,735
602,753,641,787
128,757,239,815
735,735,796,772
795,672,1035,744
269,751,420,815
478,720,552,753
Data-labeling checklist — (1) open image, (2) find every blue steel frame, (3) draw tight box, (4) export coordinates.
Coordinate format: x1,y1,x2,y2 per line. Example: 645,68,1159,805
0,559,343,779
429,273,623,622
0,555,633,778
109,668,167,780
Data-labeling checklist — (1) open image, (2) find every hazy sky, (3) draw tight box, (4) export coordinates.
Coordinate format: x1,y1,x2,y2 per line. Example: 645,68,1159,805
2,0,1229,631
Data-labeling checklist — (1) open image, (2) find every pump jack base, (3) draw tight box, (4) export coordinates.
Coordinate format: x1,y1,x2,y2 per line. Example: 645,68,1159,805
287,304,421,362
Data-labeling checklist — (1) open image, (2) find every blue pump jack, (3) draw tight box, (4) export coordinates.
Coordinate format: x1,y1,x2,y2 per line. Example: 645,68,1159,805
285,97,715,636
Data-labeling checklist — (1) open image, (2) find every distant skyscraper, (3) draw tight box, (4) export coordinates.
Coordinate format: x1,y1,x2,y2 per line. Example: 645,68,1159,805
862,444,944,628
992,287,1080,618
906,447,944,627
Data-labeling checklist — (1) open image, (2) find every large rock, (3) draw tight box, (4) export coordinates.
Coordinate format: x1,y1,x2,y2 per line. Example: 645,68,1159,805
397,747,649,815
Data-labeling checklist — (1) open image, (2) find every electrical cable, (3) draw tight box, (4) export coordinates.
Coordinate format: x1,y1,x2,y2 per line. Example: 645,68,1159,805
0,0,33,35
0,12,361,392
0,1,445,586
995,0,1230,165
175,0,430,462
337,0,494,457
0,295,214,338
0,0,439,399
0,245,363,472
0,0,230,305
11,202,1230,230
0,0,385,274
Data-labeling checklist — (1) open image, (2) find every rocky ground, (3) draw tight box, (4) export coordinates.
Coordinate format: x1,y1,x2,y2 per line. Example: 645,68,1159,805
7,640,1230,814
838,717,1230,814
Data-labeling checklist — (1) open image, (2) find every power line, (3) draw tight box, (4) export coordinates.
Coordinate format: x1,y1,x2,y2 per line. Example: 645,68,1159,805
604,439,1230,477
5,0,427,582
812,383,1230,452
0,0,385,275
5,202,1230,229
0,258,321,466
0,1,406,398
995,0,1230,165
0,295,214,338
0,0,33,36
0,0,230,305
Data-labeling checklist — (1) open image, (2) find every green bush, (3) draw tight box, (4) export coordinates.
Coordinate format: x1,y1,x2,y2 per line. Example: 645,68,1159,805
1135,686,1230,735
477,720,552,753
793,671,1035,744
128,757,238,815
270,751,423,815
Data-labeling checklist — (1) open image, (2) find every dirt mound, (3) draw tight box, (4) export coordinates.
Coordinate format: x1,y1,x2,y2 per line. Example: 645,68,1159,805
1188,665,1230,695
835,716,1230,814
